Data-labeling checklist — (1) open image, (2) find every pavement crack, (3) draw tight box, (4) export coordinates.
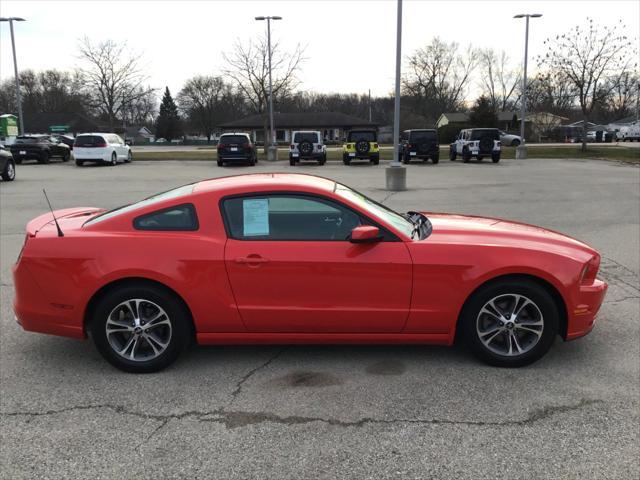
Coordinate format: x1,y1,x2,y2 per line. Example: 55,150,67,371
229,348,286,402
2,398,601,430
379,191,398,205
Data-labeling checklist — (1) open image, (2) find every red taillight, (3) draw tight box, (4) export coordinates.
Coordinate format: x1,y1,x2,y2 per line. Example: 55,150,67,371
244,143,252,151
408,144,414,149
217,143,226,149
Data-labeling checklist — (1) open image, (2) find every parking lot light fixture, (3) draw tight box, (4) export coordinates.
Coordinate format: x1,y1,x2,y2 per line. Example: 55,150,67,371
514,13,542,160
255,15,282,161
0,16,26,135
385,0,406,191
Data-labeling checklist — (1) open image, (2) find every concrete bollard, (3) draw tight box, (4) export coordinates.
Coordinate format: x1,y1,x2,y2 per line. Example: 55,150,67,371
267,146,278,161
515,145,527,160
385,165,407,191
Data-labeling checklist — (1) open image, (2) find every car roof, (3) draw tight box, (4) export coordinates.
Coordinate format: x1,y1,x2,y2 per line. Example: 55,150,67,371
220,132,250,136
194,173,336,195
76,133,115,136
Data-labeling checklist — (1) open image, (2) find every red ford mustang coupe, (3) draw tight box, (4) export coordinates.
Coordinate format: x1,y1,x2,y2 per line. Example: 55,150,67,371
13,174,607,372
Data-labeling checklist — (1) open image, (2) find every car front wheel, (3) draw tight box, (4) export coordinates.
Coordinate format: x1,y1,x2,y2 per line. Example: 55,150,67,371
39,151,51,164
90,284,191,373
461,279,559,367
110,152,117,166
1,160,15,181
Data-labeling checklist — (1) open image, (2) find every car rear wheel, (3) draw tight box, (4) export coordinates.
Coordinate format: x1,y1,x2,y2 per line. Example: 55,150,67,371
511,139,521,147
371,156,380,165
403,153,411,164
110,152,117,166
1,160,15,181
75,160,84,167
343,153,351,165
461,279,558,367
89,284,191,373
477,155,483,161
462,147,471,163
39,151,50,164
432,154,439,164
289,157,296,166
449,148,457,161
492,153,501,163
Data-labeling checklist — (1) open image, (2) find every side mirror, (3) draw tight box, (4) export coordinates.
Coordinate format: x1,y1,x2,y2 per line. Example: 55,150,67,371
350,225,382,243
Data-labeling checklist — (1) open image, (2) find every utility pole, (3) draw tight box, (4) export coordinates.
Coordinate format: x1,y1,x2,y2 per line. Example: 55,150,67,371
0,17,26,135
368,89,372,123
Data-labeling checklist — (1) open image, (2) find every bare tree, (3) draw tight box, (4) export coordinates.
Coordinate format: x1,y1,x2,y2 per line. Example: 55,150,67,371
604,71,639,120
77,37,155,129
403,38,478,119
525,70,577,117
177,76,243,142
478,49,521,112
538,18,637,150
223,36,305,151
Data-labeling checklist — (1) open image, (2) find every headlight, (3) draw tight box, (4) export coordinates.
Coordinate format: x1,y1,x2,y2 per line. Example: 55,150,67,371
580,255,600,284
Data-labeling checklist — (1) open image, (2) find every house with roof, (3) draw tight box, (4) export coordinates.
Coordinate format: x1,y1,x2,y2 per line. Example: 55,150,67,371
22,112,101,135
218,112,377,143
125,125,154,144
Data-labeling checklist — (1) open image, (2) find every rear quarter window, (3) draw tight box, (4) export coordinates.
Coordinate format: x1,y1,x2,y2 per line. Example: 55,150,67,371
133,204,198,231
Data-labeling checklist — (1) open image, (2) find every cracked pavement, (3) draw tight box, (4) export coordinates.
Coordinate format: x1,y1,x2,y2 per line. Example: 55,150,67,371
1,158,639,479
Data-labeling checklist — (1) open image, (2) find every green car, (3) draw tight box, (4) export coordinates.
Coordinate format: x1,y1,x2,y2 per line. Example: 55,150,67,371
342,130,380,165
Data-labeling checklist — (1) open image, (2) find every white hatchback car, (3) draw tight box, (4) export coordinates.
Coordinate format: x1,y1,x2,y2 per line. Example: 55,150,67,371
74,133,132,166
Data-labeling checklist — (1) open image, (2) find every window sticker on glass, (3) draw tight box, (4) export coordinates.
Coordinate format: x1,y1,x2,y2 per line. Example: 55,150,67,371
243,198,269,236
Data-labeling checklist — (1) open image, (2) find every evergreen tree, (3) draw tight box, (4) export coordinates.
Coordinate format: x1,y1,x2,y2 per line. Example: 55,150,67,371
155,87,182,141
469,95,499,128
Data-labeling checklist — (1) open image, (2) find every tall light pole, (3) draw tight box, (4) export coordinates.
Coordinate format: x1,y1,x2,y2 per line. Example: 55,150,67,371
255,15,281,161
0,16,26,135
385,0,406,191
514,13,542,160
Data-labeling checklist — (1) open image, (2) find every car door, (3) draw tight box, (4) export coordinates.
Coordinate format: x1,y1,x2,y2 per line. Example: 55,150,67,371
222,193,413,333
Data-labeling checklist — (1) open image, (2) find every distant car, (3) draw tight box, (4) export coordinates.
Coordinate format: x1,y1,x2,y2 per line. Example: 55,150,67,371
217,132,257,166
155,138,167,143
51,134,76,150
499,131,522,147
73,133,132,167
12,173,607,372
450,128,501,163
616,122,640,142
342,129,380,165
0,144,16,181
401,129,439,164
9,135,71,164
289,131,326,166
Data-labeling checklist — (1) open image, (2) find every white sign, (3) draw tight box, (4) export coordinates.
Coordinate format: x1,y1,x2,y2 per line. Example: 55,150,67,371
243,198,269,236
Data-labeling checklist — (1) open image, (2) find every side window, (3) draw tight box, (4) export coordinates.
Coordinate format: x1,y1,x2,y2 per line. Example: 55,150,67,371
222,195,362,241
133,204,198,231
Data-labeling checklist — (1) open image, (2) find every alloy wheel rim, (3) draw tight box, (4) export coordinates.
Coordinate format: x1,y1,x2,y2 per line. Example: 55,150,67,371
7,162,15,178
475,293,544,357
105,299,172,362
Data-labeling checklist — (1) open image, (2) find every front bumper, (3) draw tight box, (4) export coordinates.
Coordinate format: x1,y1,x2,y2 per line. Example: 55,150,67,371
566,278,608,340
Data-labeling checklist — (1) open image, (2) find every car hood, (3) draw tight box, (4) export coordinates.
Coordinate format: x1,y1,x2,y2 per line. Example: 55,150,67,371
422,212,596,258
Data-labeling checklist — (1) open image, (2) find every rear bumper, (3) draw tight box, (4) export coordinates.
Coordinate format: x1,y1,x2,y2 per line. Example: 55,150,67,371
218,154,253,161
291,152,324,160
10,151,44,160
12,262,84,339
566,279,608,340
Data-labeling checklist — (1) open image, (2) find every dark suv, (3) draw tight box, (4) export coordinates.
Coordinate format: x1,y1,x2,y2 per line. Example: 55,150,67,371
401,129,439,164
9,135,71,164
217,133,257,166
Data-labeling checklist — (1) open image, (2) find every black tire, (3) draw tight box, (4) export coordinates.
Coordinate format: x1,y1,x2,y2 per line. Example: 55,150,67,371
477,156,483,162
449,148,457,161
1,159,16,181
319,153,326,165
462,147,471,163
61,151,70,162
371,155,380,165
460,278,559,368
511,139,521,147
343,153,351,165
110,152,117,166
125,151,132,163
39,151,51,164
75,159,84,167
217,160,223,167
89,284,191,373
402,152,411,164
492,154,501,163
289,157,296,166
432,154,439,164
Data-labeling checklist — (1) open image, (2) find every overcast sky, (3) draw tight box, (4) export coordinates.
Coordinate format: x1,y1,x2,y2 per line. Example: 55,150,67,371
1,0,638,99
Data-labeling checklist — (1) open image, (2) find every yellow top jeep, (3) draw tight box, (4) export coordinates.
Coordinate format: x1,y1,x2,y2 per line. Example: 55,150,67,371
342,130,380,165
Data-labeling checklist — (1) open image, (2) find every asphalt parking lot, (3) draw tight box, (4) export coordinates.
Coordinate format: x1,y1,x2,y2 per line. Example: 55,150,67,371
1,157,639,479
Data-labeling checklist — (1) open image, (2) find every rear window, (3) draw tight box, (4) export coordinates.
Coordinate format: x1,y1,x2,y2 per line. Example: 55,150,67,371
470,129,499,141
293,132,319,143
75,135,106,147
84,184,195,226
348,131,376,142
409,130,437,142
15,137,43,144
220,135,249,144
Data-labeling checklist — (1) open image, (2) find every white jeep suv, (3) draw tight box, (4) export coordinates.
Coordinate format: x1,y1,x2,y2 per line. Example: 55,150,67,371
289,131,326,166
450,128,501,163
74,133,132,166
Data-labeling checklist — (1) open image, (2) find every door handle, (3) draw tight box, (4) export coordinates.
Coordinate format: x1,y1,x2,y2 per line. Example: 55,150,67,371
234,256,270,264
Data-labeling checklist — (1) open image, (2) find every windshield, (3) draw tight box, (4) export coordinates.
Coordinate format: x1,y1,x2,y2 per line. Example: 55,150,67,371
470,129,499,141
348,131,376,142
84,184,195,226
220,135,249,144
409,130,436,142
334,183,414,238
294,132,319,143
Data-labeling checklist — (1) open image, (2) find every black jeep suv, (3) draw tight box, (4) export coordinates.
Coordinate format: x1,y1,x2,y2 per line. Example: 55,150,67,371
401,129,439,164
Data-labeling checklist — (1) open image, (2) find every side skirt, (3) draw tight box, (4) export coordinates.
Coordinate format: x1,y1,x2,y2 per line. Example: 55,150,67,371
197,332,452,346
